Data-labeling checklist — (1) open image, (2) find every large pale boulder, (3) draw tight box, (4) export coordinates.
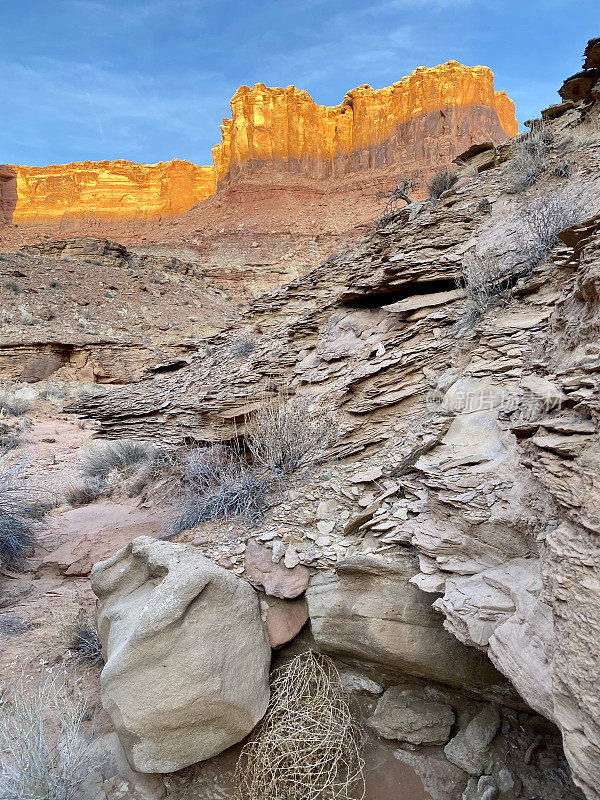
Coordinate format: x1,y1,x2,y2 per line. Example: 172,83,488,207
91,536,271,773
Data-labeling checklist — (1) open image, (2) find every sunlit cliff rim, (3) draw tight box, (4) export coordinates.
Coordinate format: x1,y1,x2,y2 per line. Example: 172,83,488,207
9,60,517,223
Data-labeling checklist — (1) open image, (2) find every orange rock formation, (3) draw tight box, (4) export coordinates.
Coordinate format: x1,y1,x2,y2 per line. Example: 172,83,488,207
213,62,517,184
11,61,517,224
12,160,216,223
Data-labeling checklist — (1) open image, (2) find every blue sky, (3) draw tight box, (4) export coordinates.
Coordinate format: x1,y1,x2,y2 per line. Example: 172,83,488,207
2,0,598,166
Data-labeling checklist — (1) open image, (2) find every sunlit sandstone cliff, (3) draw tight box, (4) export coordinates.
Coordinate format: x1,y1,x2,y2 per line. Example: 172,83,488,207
11,159,216,223
10,61,517,224
212,62,517,184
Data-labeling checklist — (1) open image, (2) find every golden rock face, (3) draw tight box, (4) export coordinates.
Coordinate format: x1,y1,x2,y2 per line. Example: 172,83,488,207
213,61,517,184
12,159,216,222
11,61,517,223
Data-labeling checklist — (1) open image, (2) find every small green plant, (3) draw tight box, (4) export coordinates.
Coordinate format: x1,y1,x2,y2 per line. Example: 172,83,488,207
48,278,60,288
428,170,459,199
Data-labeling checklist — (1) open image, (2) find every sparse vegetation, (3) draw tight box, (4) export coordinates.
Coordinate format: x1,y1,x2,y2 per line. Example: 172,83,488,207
0,423,21,455
428,169,459,199
245,393,338,475
553,159,572,179
0,615,31,636
558,116,600,150
0,392,32,417
3,280,21,295
65,478,104,507
20,309,35,326
520,187,587,268
0,668,96,800
79,440,155,485
231,332,256,358
374,173,420,229
171,444,277,533
455,187,588,331
67,618,103,666
236,652,364,800
508,122,553,192
455,249,514,329
0,466,43,571
48,278,60,289
171,393,338,532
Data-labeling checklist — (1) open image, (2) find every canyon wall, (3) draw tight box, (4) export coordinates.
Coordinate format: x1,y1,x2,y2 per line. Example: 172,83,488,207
11,159,216,223
212,62,517,185
0,165,17,224
10,61,517,224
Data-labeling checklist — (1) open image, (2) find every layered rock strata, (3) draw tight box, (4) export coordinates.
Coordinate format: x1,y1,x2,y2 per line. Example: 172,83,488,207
10,61,516,224
73,71,600,798
11,159,216,223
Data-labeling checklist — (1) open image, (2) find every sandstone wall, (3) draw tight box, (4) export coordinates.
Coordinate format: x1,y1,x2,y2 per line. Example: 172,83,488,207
11,61,517,223
212,62,517,185
0,165,17,224
11,159,216,223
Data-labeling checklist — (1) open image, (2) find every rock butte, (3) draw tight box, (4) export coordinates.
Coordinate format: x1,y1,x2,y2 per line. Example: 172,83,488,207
9,61,516,224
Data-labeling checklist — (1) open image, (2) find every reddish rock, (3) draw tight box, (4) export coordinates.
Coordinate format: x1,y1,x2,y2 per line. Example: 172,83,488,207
264,596,309,649
39,501,165,577
244,538,310,599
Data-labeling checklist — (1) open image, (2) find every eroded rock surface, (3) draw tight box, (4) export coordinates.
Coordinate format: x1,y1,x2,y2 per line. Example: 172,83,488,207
73,40,600,800
91,536,270,773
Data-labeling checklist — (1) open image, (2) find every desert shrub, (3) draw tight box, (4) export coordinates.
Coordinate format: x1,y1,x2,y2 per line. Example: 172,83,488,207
65,478,104,507
0,424,21,455
0,392,32,417
373,173,419,229
171,444,277,533
3,280,21,294
20,309,35,326
231,332,256,358
38,384,69,401
79,440,155,484
236,651,364,800
245,393,338,475
553,159,572,179
559,116,600,150
67,619,103,666
520,188,586,268
75,384,110,401
428,170,458,199
455,250,514,329
0,615,31,636
0,667,96,800
0,466,42,571
508,122,553,192
48,278,60,289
